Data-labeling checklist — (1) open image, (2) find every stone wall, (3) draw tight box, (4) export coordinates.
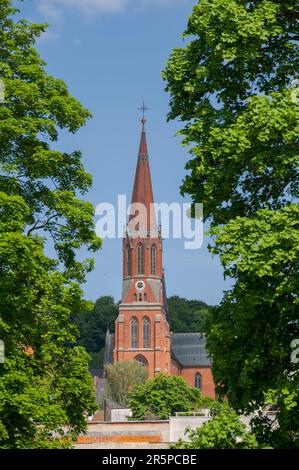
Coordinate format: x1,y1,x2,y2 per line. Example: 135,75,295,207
75,411,277,449
75,420,170,448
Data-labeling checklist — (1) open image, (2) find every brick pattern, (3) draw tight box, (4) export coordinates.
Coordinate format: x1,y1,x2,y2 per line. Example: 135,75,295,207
114,305,172,378
180,367,216,399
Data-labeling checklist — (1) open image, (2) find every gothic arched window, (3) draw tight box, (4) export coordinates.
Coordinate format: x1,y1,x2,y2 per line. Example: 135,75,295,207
142,317,150,349
134,354,148,368
126,246,131,276
151,245,156,275
137,243,144,275
130,317,139,349
195,372,202,389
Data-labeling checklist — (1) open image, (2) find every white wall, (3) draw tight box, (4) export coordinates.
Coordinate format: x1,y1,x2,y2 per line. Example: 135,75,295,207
169,416,210,442
111,408,132,422
169,412,277,442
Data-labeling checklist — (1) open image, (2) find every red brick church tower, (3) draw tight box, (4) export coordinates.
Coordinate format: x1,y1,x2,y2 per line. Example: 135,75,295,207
104,114,216,399
113,117,172,378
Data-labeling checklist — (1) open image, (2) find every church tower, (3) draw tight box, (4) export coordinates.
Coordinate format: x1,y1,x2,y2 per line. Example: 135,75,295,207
113,117,172,377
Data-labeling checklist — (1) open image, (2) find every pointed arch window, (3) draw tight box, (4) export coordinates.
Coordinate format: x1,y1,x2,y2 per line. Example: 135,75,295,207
130,317,139,349
195,372,202,389
142,317,150,349
137,243,144,275
134,355,148,369
126,246,132,276
151,245,156,275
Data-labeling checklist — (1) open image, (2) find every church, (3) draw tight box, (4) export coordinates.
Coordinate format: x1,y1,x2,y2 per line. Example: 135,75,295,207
104,116,216,400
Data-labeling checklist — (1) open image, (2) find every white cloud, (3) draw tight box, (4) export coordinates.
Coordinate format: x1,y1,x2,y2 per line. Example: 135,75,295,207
38,0,126,20
37,0,187,20
37,1,62,19
37,1,64,25
140,0,185,4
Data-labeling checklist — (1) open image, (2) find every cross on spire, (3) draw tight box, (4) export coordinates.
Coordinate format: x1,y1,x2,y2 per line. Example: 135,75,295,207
138,101,150,126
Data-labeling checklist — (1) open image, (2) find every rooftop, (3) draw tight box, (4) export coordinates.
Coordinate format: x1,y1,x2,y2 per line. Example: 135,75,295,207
171,333,212,367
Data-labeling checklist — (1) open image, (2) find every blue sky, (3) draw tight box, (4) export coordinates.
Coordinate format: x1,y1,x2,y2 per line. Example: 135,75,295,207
17,0,230,305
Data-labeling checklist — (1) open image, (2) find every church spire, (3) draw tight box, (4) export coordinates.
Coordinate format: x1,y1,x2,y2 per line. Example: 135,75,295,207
138,117,148,156
136,101,150,161
130,114,156,233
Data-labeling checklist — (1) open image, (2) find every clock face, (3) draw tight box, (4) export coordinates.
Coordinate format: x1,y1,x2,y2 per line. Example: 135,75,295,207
135,281,145,291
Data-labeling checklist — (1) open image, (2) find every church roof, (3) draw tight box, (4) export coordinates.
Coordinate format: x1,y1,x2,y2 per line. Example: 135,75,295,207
171,333,212,367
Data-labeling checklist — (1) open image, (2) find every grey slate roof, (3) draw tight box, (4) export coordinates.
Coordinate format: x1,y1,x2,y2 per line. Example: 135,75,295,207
171,333,212,367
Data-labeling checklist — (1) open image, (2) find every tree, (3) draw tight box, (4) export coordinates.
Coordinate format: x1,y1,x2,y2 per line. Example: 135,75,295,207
105,361,148,406
89,349,105,370
0,194,96,448
163,0,299,448
128,374,210,420
167,296,211,333
163,0,298,225
71,296,117,354
171,402,259,449
0,0,100,276
71,296,117,369
0,2,101,448
208,206,299,448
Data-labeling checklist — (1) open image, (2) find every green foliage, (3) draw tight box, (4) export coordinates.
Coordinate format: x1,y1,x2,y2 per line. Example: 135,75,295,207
128,374,206,420
163,0,298,225
251,381,299,449
89,349,105,370
105,361,148,406
71,296,117,355
171,402,259,449
163,0,299,448
0,0,101,279
168,296,211,332
0,2,101,448
207,206,299,448
0,194,96,448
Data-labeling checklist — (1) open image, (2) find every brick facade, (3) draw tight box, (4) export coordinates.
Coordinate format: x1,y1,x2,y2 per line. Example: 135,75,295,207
180,367,216,399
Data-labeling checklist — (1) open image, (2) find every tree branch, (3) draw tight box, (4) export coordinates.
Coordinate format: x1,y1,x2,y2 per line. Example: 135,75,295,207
27,214,60,236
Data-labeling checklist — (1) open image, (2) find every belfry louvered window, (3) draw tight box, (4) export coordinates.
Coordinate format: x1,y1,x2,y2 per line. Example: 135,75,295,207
142,317,150,349
137,243,144,275
151,245,156,275
130,317,139,349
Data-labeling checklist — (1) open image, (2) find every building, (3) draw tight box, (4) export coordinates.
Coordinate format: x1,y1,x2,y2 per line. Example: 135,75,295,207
104,116,216,399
